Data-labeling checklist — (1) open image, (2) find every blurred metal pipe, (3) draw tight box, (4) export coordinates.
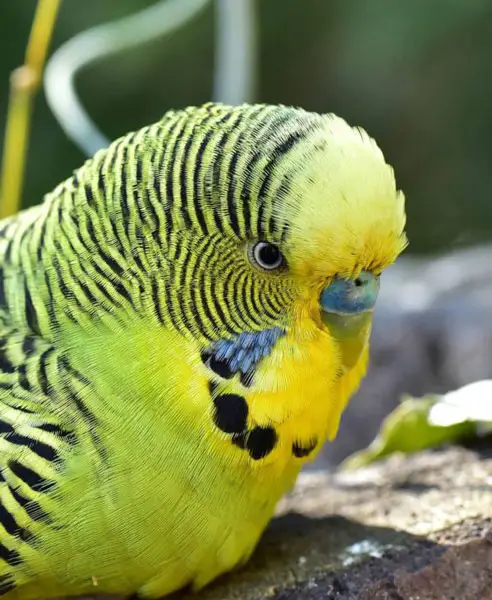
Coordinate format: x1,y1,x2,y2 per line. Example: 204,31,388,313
213,0,256,105
43,0,210,156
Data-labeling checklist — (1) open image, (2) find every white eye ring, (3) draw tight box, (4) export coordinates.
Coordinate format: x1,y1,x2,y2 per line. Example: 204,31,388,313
250,241,284,271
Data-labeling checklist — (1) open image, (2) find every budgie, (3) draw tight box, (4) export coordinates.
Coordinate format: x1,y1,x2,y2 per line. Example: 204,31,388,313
0,103,406,599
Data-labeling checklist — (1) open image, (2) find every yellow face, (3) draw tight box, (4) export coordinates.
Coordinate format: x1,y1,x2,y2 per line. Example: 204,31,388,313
275,117,407,373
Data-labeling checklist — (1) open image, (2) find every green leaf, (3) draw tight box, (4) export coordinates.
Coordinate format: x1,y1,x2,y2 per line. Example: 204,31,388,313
340,389,481,471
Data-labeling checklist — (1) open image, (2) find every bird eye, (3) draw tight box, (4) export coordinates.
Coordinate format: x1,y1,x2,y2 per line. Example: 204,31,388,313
250,242,284,271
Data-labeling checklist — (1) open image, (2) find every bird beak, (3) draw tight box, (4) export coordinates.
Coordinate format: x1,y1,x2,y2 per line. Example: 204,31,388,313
321,310,373,373
319,271,379,373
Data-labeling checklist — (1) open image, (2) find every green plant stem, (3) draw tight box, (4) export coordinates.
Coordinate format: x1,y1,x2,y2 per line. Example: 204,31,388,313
0,0,61,219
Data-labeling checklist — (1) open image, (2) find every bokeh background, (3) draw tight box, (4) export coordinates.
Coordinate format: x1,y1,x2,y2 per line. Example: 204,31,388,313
1,0,492,466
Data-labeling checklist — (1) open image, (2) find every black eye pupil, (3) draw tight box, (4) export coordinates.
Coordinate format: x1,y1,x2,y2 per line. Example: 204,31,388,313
258,244,280,266
251,241,284,271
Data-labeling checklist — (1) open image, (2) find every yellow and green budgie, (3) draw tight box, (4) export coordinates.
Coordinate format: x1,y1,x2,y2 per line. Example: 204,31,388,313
0,102,406,598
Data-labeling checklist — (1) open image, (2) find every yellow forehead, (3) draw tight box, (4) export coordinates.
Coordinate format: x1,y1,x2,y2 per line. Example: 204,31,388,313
275,115,407,278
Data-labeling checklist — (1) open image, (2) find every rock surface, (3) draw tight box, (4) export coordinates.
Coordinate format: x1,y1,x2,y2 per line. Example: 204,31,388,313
184,445,492,600
322,245,492,467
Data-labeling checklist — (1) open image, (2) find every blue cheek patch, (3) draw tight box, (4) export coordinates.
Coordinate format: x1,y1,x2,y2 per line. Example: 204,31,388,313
203,327,285,385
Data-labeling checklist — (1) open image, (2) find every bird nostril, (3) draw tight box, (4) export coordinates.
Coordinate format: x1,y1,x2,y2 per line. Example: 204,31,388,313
354,277,363,287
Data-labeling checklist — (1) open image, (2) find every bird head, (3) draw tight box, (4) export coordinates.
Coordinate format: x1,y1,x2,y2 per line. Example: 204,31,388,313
145,103,406,384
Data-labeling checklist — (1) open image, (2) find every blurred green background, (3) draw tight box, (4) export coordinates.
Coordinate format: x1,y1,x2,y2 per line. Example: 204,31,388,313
1,0,491,255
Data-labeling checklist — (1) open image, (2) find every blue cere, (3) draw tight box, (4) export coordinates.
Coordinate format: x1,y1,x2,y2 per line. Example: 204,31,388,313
320,271,380,314
212,327,285,375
